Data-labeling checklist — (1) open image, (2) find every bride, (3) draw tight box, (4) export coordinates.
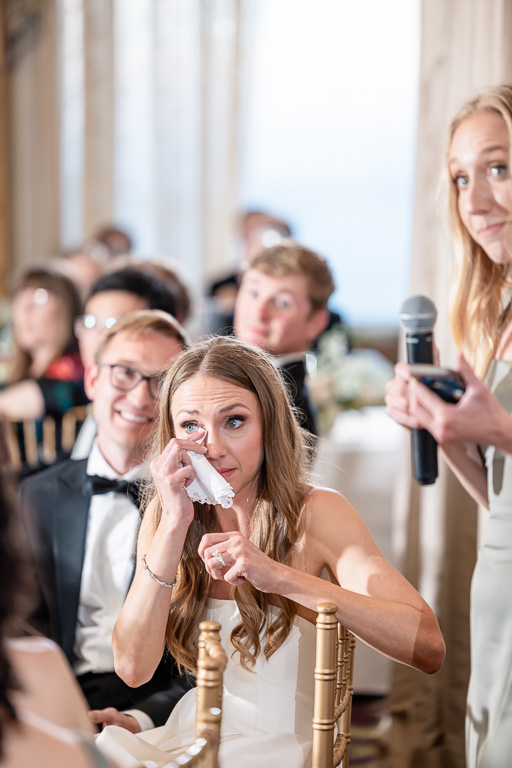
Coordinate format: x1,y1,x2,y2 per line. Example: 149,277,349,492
96,335,445,768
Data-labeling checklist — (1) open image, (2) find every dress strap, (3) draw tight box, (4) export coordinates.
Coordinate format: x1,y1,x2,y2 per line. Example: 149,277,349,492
16,708,112,768
75,732,113,768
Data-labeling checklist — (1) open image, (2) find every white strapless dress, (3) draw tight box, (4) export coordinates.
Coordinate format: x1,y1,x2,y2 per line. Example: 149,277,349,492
97,598,316,768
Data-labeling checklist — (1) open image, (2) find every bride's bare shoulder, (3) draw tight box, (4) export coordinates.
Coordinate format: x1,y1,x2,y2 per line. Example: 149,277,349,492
302,484,353,509
299,484,357,531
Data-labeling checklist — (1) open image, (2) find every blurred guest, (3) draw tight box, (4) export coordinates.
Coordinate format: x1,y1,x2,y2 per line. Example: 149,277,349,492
72,267,185,459
74,268,179,368
59,244,109,302
93,225,133,258
132,260,192,327
109,257,193,328
234,241,334,436
0,433,118,768
242,209,293,264
0,265,86,421
209,209,293,315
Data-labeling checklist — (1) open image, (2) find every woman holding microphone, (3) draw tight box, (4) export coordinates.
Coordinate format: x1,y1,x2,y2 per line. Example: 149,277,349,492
386,84,512,768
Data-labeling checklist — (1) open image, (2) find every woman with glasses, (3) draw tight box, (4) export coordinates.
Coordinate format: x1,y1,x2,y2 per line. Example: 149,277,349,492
0,265,88,470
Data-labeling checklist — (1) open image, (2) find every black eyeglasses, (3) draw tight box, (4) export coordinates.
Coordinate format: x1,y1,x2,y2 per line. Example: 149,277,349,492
98,363,163,399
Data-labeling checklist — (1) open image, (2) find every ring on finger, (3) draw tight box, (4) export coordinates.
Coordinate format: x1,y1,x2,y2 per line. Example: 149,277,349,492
213,549,226,568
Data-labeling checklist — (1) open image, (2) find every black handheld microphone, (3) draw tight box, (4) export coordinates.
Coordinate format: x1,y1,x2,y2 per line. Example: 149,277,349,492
399,295,438,486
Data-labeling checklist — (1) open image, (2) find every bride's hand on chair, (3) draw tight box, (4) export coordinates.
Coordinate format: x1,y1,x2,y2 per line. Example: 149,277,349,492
199,532,281,592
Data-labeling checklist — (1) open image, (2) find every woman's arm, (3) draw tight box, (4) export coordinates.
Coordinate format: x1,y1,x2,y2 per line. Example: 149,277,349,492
0,380,45,420
199,489,446,675
112,434,207,688
9,637,95,735
439,442,488,508
283,489,444,674
112,503,181,687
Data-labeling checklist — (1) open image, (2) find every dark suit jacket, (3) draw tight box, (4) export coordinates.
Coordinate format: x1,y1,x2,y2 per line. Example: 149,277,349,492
20,457,192,725
279,358,318,437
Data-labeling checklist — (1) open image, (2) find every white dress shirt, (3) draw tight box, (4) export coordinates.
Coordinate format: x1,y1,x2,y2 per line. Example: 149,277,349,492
71,414,97,459
73,442,146,677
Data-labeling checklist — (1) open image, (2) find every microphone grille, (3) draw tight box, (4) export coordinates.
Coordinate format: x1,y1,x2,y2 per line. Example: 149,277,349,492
399,295,437,333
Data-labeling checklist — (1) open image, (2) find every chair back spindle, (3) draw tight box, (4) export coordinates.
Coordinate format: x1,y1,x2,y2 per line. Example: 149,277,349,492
3,405,88,471
196,620,226,741
159,620,227,768
312,602,355,768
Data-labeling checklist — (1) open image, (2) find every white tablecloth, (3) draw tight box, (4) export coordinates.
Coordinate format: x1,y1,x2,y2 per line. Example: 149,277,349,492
313,406,403,694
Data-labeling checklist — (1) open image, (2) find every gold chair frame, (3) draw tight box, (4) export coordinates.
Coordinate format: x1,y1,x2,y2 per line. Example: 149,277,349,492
161,620,227,768
312,602,356,768
3,405,88,469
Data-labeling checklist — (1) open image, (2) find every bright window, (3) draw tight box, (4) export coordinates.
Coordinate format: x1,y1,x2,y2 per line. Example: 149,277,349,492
240,0,421,326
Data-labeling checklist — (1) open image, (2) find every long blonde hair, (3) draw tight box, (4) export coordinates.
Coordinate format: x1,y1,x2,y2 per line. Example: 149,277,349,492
147,336,311,673
446,84,512,377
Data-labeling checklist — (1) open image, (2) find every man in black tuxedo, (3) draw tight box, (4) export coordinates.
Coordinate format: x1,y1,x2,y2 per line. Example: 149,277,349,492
21,309,191,732
233,241,335,436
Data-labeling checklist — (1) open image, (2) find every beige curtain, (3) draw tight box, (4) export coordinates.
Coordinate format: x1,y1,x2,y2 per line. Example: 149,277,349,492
82,0,115,238
6,0,243,294
386,2,512,767
199,0,242,284
7,1,60,285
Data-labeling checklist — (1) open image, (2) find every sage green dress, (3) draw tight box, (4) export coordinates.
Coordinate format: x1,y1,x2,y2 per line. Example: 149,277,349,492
466,359,512,768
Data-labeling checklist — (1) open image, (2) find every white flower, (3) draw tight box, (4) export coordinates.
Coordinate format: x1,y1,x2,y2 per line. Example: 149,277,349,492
309,325,393,414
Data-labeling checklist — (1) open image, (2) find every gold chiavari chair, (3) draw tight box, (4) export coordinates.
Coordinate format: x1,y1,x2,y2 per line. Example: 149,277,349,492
3,404,88,470
312,602,356,768
158,619,227,768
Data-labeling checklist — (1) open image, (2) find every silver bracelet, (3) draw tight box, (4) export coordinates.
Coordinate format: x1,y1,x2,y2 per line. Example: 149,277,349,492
142,554,177,589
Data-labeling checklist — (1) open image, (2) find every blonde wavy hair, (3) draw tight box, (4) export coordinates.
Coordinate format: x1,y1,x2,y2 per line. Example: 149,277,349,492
446,84,512,378
146,335,311,673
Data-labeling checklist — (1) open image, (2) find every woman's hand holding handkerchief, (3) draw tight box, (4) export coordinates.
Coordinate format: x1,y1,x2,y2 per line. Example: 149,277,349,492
184,431,235,508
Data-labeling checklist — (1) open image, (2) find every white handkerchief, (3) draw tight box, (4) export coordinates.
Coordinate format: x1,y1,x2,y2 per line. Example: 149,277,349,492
184,432,235,509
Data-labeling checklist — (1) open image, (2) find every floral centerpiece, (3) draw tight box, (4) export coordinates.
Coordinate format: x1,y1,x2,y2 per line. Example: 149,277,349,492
307,325,395,433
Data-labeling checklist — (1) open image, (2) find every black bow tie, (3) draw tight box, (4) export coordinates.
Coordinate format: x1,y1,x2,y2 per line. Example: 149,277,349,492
83,474,142,508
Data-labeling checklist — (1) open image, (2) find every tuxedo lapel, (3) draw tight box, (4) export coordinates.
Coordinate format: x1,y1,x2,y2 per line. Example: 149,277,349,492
281,358,306,393
53,461,90,662
279,358,318,436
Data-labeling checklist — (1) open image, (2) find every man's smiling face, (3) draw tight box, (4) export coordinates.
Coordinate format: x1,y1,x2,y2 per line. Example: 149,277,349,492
85,330,182,470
